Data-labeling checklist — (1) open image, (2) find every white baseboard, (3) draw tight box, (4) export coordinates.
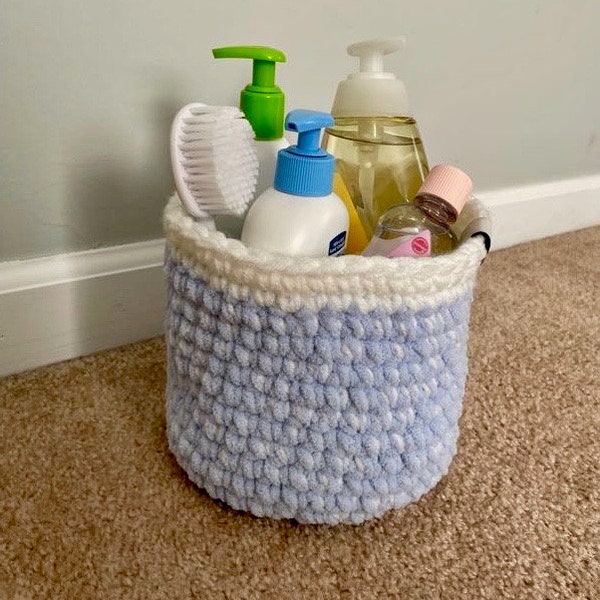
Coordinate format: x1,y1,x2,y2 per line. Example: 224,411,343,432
0,240,166,377
1,174,599,377
478,173,600,250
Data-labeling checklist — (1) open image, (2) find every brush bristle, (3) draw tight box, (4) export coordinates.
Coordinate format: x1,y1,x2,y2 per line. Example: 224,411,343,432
173,105,259,217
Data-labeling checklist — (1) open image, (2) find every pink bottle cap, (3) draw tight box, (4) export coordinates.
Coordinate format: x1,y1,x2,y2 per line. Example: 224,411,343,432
416,164,473,215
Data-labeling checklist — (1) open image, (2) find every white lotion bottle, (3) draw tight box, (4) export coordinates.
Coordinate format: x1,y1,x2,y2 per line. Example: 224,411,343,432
242,110,349,258
212,46,288,238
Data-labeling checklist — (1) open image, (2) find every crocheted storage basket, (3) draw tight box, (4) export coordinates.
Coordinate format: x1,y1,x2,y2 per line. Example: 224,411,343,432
164,196,487,525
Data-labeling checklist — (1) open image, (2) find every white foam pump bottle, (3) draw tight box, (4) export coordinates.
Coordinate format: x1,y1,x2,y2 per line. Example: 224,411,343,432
322,38,429,238
241,110,349,258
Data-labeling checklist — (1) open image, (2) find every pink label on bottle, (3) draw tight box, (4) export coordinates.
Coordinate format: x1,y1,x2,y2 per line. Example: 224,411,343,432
387,229,431,257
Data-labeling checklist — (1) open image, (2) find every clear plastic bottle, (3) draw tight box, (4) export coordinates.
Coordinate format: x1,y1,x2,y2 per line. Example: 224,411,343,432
362,165,473,258
322,39,429,242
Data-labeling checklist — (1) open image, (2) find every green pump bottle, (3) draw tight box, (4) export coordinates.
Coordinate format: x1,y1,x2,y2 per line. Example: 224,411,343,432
212,46,288,238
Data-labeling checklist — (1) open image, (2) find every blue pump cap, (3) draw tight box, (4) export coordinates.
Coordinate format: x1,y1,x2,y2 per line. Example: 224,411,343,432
274,109,335,197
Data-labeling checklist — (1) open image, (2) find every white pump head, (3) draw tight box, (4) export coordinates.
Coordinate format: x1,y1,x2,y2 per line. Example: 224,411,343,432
347,38,405,77
331,37,411,118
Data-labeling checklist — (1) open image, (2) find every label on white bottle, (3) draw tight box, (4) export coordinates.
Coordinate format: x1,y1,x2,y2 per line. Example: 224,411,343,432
328,231,347,256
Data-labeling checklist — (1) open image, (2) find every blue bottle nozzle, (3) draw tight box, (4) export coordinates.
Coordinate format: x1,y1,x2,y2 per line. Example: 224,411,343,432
274,109,335,197
284,110,334,155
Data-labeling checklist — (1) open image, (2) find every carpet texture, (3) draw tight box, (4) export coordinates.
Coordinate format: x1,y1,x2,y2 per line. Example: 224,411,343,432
1,227,599,599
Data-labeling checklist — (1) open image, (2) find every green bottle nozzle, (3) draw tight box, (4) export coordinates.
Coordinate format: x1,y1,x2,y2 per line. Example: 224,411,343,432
212,45,287,141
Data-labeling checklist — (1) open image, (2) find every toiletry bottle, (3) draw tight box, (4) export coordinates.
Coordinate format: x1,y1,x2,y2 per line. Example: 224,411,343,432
363,165,472,257
322,38,429,242
212,46,287,195
241,110,349,258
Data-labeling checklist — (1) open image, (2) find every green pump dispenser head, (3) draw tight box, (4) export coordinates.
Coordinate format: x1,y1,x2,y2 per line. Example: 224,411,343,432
212,46,286,141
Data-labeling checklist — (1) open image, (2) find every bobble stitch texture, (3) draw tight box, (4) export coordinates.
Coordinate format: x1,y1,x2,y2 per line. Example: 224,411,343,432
164,197,485,524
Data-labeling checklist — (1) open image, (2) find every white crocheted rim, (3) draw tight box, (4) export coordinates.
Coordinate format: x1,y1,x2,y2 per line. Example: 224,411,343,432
164,195,487,312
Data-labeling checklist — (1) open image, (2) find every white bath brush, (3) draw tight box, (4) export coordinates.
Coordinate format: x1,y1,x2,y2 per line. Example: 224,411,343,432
170,103,259,223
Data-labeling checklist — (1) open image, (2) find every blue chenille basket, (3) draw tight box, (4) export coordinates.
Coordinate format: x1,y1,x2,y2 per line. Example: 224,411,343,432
163,195,488,525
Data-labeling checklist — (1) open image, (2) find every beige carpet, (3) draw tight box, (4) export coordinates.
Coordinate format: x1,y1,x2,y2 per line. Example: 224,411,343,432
1,228,599,599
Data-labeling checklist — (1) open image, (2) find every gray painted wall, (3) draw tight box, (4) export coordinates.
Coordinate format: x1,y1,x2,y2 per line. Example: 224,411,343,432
1,0,599,260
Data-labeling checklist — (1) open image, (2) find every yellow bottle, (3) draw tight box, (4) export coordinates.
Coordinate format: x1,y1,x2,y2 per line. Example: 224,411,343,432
332,172,369,254
322,38,430,242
